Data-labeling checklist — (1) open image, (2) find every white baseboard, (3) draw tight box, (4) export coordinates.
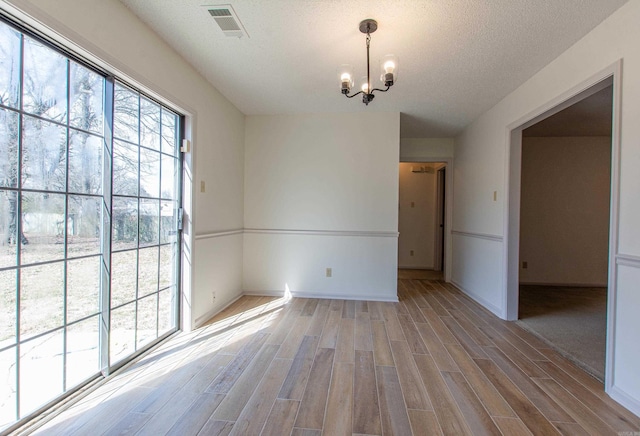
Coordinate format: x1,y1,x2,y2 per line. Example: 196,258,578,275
242,290,284,298
243,289,398,303
608,385,640,418
194,293,243,328
398,266,436,270
519,281,608,288
450,280,503,318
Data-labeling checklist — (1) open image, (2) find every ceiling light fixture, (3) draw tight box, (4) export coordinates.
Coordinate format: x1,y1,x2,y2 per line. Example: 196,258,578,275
339,19,398,105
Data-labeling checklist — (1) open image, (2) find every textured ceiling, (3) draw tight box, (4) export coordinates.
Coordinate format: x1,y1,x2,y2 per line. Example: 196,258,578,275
120,0,628,138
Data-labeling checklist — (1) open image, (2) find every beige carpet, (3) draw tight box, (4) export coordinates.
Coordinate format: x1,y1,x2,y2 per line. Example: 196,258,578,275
517,285,607,381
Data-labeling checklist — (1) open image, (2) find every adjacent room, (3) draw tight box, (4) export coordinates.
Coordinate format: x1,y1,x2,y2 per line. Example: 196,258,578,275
517,84,613,381
1,0,640,434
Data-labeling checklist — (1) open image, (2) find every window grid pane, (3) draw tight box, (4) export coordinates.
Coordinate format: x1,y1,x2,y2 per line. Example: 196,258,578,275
0,18,181,430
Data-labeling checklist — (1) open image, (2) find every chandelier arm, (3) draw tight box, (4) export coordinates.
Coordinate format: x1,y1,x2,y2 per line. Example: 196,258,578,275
370,85,391,94
344,90,365,99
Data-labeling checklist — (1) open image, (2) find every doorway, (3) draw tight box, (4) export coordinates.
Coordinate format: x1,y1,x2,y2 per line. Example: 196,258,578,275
505,63,621,390
516,85,612,380
397,162,447,280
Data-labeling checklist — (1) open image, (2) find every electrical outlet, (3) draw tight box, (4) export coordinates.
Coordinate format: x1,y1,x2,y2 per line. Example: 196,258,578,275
522,261,528,269
200,181,206,193
326,268,332,278
410,250,414,256
493,191,497,201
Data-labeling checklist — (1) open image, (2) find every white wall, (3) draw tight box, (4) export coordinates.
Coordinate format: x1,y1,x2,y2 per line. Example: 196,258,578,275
400,138,454,160
453,0,640,414
398,163,438,269
243,113,400,301
4,0,247,328
520,136,611,286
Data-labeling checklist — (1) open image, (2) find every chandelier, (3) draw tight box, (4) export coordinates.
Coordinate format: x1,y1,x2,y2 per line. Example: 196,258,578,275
339,19,398,105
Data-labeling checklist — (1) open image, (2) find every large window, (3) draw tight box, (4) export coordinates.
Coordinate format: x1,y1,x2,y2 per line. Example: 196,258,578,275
0,18,181,430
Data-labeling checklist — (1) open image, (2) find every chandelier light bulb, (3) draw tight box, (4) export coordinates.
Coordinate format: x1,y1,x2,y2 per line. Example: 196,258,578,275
384,60,396,74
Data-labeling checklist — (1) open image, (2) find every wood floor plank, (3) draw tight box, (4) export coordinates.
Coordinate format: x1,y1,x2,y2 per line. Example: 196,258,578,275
165,393,226,435
535,360,640,431
279,335,319,400
483,346,574,423
99,411,151,436
129,355,233,434
403,294,429,323
408,280,432,309
397,313,429,354
133,351,232,411
538,348,607,398
342,300,356,319
355,300,369,313
415,322,460,372
231,358,292,435
294,347,335,429
324,362,354,436
371,320,394,366
197,420,235,436
448,308,495,347
261,399,299,436
266,305,303,346
389,340,433,410
493,417,533,436
441,316,488,359
220,318,267,356
381,303,406,342
353,350,381,435
368,301,384,320
533,377,616,435
483,319,549,362
301,298,319,317
330,299,344,312
552,421,589,435
377,365,413,436
277,316,312,359
212,344,281,421
407,409,442,436
318,308,341,349
422,291,450,316
335,318,355,363
413,353,472,435
41,385,153,435
354,311,373,351
422,308,459,344
474,357,561,435
291,428,321,436
441,371,502,435
305,302,330,337
206,332,269,393
443,342,515,418
475,324,548,378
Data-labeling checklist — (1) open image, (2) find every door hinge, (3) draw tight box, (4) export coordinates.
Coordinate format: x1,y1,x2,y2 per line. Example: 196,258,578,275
177,207,184,231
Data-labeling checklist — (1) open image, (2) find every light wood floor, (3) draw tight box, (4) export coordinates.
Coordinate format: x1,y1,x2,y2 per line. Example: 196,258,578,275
27,279,640,435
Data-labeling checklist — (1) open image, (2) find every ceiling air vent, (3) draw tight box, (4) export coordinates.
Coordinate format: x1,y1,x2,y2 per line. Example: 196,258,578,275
205,5,248,38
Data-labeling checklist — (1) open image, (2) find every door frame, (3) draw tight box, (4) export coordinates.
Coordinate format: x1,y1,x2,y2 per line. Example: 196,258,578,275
400,158,454,282
434,167,446,271
504,60,622,392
